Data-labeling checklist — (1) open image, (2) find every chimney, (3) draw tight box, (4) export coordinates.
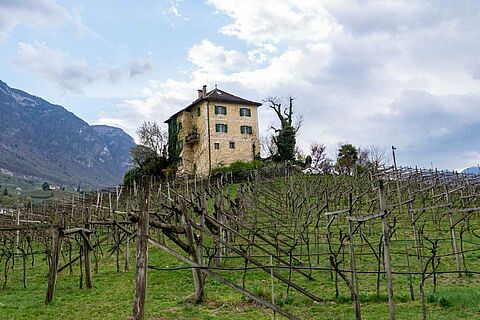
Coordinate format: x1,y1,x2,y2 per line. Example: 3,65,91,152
197,89,203,98
202,85,207,96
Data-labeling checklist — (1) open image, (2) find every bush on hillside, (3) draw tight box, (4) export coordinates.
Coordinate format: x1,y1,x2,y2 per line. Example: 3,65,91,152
211,160,263,176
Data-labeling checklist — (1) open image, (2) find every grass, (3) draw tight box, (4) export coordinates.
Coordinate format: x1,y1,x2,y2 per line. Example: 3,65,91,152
2,173,480,319
1,243,479,320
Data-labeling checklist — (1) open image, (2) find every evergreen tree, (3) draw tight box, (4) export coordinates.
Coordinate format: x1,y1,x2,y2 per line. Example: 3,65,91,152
265,97,302,162
336,144,358,173
42,182,50,191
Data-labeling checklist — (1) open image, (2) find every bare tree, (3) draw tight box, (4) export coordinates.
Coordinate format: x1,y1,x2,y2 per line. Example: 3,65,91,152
367,145,389,167
130,145,157,169
260,133,277,159
357,147,370,167
137,121,167,157
295,145,305,162
310,142,333,172
357,145,389,170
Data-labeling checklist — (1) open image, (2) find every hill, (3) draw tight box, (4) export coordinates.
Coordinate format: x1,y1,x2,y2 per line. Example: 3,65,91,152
0,80,135,188
462,166,480,175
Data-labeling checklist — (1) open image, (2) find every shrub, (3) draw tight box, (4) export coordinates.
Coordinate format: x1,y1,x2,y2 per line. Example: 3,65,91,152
277,294,295,307
427,294,452,308
437,296,452,308
211,160,263,176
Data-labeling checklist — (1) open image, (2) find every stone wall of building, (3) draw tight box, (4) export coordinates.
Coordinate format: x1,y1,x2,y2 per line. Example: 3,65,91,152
175,100,260,176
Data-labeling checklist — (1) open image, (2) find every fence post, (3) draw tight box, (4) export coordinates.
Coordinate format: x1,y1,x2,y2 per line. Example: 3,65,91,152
45,226,64,304
84,208,93,289
133,185,150,320
445,186,462,276
379,180,396,320
348,219,361,320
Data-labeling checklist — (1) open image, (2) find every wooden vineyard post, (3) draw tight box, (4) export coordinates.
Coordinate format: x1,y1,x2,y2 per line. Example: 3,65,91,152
133,185,150,320
182,200,204,302
125,198,130,272
45,226,64,305
348,219,361,320
16,209,20,254
347,193,361,320
408,188,421,259
392,147,414,301
270,255,276,320
379,180,396,320
445,186,462,276
84,208,93,289
214,193,223,267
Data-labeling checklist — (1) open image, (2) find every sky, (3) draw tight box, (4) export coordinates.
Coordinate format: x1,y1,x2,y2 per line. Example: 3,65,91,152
1,0,480,171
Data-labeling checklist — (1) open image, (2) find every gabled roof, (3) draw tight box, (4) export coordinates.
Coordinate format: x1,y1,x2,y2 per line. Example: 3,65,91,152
165,88,262,123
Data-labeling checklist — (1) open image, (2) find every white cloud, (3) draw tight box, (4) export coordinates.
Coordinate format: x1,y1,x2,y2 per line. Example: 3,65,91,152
13,42,154,93
207,0,340,46
188,39,250,73
0,0,68,42
14,42,96,93
128,60,154,78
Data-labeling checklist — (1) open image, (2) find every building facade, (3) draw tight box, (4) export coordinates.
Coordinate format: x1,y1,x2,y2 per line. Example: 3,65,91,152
165,85,261,176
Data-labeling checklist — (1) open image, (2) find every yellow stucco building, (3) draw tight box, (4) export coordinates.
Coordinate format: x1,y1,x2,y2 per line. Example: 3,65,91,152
165,85,261,176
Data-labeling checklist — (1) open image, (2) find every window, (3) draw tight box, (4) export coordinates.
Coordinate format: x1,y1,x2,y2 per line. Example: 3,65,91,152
214,143,220,150
177,122,182,132
240,125,253,134
229,141,235,149
215,105,227,115
239,108,251,117
196,107,201,116
215,123,228,133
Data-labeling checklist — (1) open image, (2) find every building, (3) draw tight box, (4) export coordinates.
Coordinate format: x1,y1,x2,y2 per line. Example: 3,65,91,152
165,85,262,176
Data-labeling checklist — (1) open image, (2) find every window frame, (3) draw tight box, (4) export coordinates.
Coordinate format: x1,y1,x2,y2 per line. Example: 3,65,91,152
239,108,251,117
240,125,253,135
215,123,228,133
214,105,227,115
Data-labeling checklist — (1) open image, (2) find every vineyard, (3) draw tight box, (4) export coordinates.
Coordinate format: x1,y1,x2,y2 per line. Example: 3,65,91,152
1,165,480,319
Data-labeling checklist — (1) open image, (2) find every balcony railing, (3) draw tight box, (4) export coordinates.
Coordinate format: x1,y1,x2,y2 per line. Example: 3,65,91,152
185,130,200,144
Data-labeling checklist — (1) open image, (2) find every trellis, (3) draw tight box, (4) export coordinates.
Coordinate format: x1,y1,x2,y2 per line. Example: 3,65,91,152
1,165,480,320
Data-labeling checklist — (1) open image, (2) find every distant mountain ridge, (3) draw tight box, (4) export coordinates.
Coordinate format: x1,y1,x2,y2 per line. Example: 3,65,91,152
462,166,480,175
0,80,135,188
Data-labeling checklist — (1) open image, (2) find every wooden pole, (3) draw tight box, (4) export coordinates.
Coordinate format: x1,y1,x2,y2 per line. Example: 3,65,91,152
125,198,130,272
16,209,20,254
392,147,414,301
182,200,204,302
348,219,361,320
133,184,150,320
45,227,64,304
379,180,396,320
270,255,276,320
445,186,462,276
84,209,93,289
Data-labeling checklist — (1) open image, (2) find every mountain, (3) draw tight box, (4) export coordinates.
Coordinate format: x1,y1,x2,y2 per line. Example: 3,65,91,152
462,166,480,175
0,80,135,188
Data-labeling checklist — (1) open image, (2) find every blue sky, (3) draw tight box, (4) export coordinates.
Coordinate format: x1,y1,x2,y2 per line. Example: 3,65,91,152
1,0,480,170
